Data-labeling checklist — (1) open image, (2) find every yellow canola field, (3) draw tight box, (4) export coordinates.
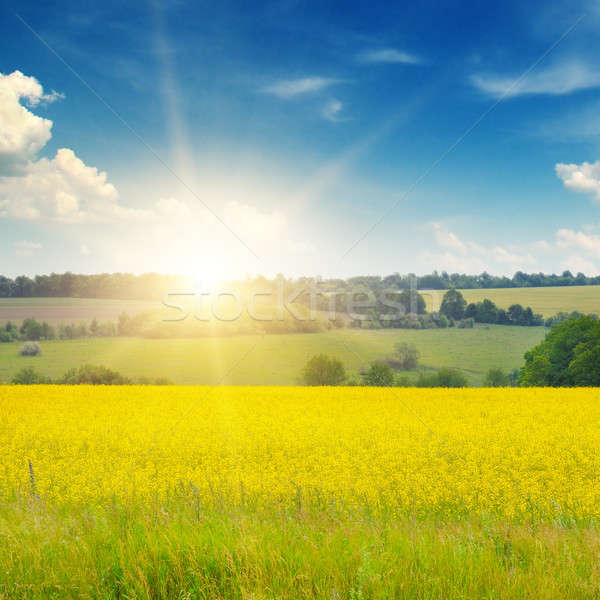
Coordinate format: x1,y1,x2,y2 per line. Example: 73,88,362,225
1,386,599,519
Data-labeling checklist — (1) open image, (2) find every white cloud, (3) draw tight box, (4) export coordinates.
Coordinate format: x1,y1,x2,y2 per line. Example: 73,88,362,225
13,240,42,257
0,70,167,224
0,70,60,174
262,77,337,98
431,223,468,254
321,99,345,122
555,160,600,202
155,197,191,218
560,255,599,276
493,246,536,268
358,48,421,65
426,224,537,275
556,228,600,254
0,148,153,223
471,60,600,98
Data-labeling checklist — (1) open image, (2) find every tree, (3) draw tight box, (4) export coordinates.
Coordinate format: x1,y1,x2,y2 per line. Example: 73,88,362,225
300,354,346,386
519,315,600,386
362,362,395,386
440,289,467,320
394,342,420,370
11,367,51,384
484,368,510,387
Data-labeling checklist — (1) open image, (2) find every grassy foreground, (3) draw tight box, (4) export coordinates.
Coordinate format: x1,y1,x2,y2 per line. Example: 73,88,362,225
2,500,599,599
0,325,544,385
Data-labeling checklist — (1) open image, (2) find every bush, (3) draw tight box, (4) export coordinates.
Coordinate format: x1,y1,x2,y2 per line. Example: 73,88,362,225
416,368,468,387
457,318,474,329
394,342,420,370
362,362,395,386
484,368,510,387
11,367,51,384
19,342,41,356
300,354,346,386
58,364,133,385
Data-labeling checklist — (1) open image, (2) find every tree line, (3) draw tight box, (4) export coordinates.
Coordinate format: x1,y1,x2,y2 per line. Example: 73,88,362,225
1,269,599,299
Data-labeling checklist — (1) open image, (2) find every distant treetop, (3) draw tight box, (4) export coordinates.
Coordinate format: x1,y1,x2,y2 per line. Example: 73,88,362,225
0,269,599,300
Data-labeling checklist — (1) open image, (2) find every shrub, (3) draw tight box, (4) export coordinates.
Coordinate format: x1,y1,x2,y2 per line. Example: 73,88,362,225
417,368,468,388
19,342,41,356
11,367,51,384
394,342,420,370
58,364,132,385
300,355,346,386
362,362,395,386
457,318,474,329
0,331,12,343
484,368,510,387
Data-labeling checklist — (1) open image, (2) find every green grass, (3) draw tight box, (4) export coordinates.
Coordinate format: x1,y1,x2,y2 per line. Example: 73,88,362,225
2,499,599,599
0,325,545,386
424,285,600,317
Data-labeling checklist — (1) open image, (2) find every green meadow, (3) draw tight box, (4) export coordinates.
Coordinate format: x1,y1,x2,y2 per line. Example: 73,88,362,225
0,325,545,386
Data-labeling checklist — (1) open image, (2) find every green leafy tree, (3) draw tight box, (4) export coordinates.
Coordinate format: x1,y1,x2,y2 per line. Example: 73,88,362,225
300,354,346,386
484,368,510,387
440,289,467,320
362,362,395,386
519,315,600,386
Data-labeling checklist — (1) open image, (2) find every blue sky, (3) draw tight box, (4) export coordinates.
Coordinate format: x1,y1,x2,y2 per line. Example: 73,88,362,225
1,0,600,280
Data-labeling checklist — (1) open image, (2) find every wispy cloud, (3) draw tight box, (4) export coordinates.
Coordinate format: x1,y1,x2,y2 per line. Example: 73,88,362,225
358,48,421,65
14,240,42,257
321,99,345,122
471,59,600,98
262,77,338,99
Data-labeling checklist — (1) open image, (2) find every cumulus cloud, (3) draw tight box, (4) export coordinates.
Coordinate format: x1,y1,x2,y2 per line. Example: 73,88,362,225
555,160,600,202
471,60,600,98
262,77,337,98
556,228,600,254
0,70,59,174
0,148,153,223
0,70,178,224
358,48,421,65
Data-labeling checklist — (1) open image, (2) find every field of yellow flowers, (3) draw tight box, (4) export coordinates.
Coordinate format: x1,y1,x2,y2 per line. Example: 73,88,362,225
1,385,599,519
3,385,600,599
